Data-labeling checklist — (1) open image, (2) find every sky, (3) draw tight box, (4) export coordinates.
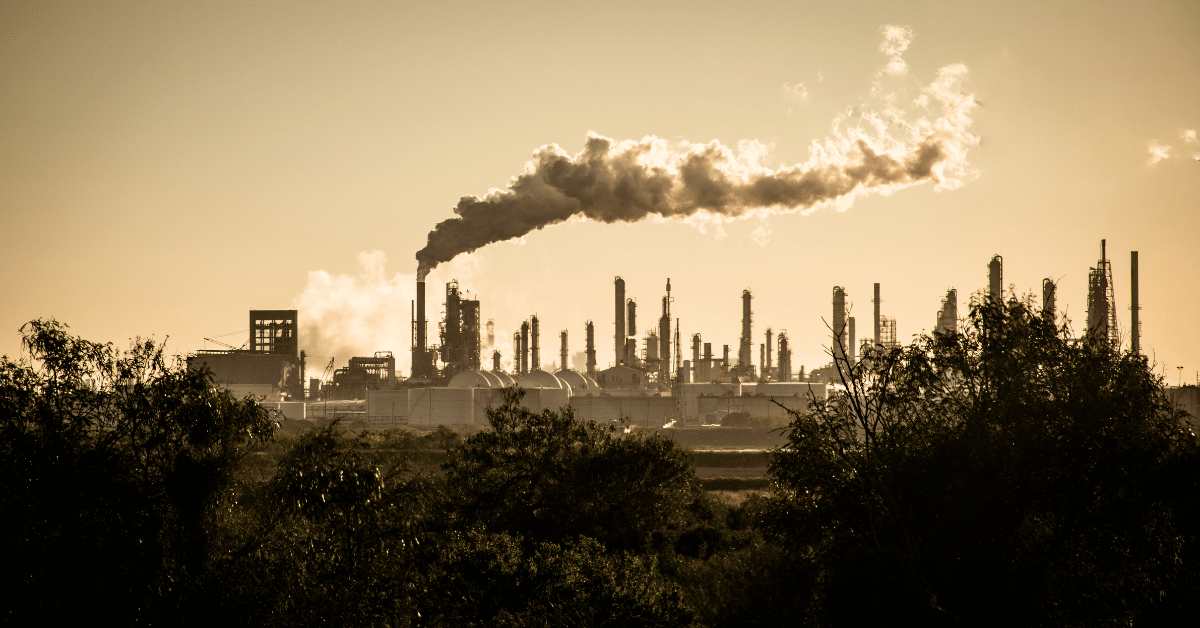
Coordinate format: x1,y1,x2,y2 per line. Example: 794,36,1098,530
3,0,1198,385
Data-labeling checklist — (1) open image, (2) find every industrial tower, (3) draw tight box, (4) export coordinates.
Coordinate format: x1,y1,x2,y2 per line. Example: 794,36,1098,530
735,289,752,379
832,286,848,365
1086,239,1119,349
936,288,957,335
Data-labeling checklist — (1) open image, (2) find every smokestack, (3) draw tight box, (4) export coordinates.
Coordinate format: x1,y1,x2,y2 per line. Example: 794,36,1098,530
1042,279,1056,326
833,286,847,363
411,280,431,379
1131,251,1140,355
513,331,521,374
519,322,529,374
873,283,881,347
740,289,753,376
560,329,569,372
766,327,773,374
692,333,701,363
531,315,540,371
627,299,637,337
585,320,597,376
988,255,1003,302
778,331,791,382
493,350,501,371
937,288,958,334
615,277,625,365
848,317,856,364
417,280,426,349
759,343,765,378
659,279,673,384
722,345,730,374
486,319,495,349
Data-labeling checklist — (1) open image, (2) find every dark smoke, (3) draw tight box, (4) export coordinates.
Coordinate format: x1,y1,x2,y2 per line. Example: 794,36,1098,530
416,65,976,279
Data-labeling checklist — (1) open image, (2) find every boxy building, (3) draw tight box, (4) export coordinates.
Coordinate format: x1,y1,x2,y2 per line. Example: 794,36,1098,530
188,309,305,400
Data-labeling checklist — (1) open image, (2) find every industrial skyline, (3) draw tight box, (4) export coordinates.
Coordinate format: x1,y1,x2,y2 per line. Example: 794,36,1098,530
2,1,1197,383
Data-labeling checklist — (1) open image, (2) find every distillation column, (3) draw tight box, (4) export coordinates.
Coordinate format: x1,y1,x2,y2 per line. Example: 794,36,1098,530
1131,251,1140,356
833,286,847,364
614,277,625,366
739,289,753,377
585,321,597,376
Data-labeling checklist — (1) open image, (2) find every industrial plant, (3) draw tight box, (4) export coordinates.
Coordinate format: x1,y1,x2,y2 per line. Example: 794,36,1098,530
189,240,1176,429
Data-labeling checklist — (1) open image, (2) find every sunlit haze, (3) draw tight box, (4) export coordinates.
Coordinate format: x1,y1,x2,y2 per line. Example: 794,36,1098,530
3,1,1197,383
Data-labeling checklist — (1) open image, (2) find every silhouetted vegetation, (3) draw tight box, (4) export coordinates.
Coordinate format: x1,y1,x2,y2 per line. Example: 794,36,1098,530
4,301,1198,626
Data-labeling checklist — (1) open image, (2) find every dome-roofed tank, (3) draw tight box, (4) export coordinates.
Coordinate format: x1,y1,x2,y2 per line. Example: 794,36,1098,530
554,369,591,390
447,370,494,389
582,374,600,389
477,370,502,387
517,368,568,390
491,370,517,387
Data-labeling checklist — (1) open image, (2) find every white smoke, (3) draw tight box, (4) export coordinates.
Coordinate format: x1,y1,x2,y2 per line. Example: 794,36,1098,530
416,27,979,278
782,82,809,101
1145,128,1198,165
1147,141,1172,165
293,251,486,376
294,251,415,374
879,24,914,76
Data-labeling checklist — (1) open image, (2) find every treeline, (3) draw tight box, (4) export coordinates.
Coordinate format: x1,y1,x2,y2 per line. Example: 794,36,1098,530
3,300,1198,627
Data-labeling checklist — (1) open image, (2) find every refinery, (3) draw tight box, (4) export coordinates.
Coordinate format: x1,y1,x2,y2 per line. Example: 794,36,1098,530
188,240,1196,428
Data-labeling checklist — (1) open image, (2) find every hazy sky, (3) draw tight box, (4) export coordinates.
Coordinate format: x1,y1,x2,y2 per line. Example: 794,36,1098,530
3,0,1198,384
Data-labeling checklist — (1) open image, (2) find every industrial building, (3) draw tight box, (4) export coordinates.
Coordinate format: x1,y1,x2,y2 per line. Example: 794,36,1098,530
936,289,957,335
189,240,1154,429
187,309,306,400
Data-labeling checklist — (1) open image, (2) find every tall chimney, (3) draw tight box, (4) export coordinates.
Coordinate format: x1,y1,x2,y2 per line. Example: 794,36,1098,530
412,280,430,378
765,327,773,374
873,282,881,347
1131,251,1140,355
614,277,625,365
1042,279,1056,326
848,317,856,364
417,280,426,348
833,286,847,363
560,329,569,372
740,289,753,375
486,319,495,348
778,332,791,382
988,256,1003,302
519,321,529,374
530,315,540,371
627,299,637,337
513,331,521,374
585,320,597,376
493,350,501,371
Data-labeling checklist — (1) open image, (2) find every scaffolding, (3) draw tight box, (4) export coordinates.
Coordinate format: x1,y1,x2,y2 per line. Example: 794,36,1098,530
1086,239,1120,349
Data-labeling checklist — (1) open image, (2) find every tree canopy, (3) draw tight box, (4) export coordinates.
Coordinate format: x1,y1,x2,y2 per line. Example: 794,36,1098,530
768,296,1200,626
3,309,1196,626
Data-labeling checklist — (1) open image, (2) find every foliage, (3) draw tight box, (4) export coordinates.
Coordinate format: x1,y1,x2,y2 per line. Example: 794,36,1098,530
10,307,1193,626
443,388,698,552
0,319,274,623
420,532,695,627
768,297,1200,626
203,422,438,626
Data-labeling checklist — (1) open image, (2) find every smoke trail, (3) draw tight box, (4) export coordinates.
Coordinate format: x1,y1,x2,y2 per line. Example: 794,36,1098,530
294,251,416,373
416,37,978,279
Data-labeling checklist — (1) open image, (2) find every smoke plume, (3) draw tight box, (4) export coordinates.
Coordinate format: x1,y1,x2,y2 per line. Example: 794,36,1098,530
294,251,415,373
416,35,978,279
